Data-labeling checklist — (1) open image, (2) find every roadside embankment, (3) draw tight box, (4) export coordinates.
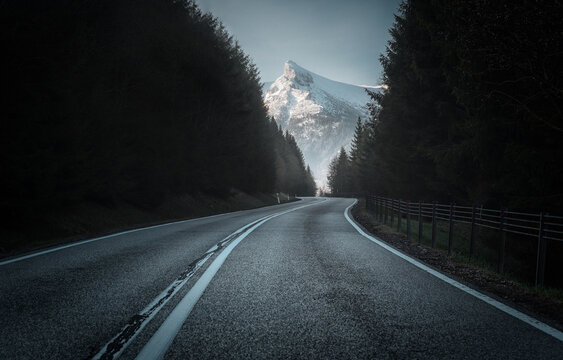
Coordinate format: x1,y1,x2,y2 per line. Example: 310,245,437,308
0,190,297,259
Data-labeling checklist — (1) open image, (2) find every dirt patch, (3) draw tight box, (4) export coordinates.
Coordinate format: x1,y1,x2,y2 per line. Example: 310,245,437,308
351,201,563,331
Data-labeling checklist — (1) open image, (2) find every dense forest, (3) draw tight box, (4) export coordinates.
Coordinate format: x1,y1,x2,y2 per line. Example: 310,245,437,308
328,0,562,214
1,0,315,246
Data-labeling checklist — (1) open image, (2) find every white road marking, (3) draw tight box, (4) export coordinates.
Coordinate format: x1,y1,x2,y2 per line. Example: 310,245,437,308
135,199,328,360
0,202,297,266
344,199,563,342
92,253,213,360
91,213,277,360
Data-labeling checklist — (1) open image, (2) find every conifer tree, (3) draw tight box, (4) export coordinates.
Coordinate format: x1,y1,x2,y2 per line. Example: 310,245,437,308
0,0,316,245
327,148,351,195
360,0,562,212
349,117,369,193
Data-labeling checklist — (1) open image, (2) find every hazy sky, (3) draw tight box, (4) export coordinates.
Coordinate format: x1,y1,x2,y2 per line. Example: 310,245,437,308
195,0,402,85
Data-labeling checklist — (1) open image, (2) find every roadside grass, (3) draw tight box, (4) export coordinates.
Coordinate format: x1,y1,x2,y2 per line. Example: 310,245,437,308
374,212,503,274
1,191,298,258
393,216,501,271
528,285,563,302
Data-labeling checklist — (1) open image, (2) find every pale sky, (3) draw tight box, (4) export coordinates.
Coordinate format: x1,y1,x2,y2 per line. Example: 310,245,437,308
195,0,402,85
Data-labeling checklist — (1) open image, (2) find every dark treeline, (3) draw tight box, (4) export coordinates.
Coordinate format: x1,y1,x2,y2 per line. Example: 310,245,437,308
271,125,317,196
328,0,562,214
1,0,315,236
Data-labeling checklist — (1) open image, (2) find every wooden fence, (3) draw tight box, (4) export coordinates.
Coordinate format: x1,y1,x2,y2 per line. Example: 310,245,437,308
365,195,563,287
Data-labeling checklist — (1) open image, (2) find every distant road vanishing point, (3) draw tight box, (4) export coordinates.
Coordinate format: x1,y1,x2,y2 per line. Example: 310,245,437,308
1,198,562,359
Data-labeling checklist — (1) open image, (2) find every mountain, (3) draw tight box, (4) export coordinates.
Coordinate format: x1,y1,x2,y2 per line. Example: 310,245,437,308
261,81,273,93
263,60,374,187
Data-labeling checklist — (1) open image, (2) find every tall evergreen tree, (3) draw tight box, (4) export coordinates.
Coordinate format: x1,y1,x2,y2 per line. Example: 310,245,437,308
359,0,562,212
0,0,315,246
349,117,371,193
327,148,351,195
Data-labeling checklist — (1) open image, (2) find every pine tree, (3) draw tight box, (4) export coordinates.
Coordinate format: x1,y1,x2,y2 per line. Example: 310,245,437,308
327,147,351,195
1,0,314,246
361,0,562,212
349,117,370,193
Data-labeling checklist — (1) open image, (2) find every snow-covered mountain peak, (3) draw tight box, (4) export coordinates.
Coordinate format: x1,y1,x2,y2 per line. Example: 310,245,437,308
264,61,376,188
283,60,313,86
272,60,370,107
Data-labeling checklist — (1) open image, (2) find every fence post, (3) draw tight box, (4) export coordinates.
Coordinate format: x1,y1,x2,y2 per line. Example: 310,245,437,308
397,200,402,232
407,201,411,241
448,202,455,256
390,199,395,227
418,201,423,245
498,207,507,274
376,196,380,218
469,205,476,261
379,196,383,219
535,212,547,287
378,197,382,221
431,201,437,248
384,199,388,225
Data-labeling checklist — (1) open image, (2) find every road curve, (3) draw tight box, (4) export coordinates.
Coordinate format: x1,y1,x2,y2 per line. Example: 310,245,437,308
1,198,561,359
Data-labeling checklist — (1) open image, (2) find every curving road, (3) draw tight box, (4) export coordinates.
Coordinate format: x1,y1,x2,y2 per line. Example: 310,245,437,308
1,198,562,359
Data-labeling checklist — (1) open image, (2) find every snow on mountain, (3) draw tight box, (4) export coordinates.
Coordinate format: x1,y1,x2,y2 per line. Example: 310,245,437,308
261,81,273,94
264,60,374,188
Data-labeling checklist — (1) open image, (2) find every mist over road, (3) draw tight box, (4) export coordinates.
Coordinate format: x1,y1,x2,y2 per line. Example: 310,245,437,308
1,198,561,359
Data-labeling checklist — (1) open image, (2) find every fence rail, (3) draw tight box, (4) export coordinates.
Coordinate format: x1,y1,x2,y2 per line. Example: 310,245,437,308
365,195,563,287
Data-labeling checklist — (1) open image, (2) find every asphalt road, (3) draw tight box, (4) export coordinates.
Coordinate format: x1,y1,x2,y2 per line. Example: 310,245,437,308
1,198,561,359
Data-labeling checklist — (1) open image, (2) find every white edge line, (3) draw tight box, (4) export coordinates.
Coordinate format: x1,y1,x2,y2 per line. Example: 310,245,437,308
91,252,213,360
135,199,327,360
91,211,281,360
344,199,563,342
0,200,304,266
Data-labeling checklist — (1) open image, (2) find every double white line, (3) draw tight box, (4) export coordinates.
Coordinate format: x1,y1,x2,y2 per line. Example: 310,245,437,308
93,198,327,360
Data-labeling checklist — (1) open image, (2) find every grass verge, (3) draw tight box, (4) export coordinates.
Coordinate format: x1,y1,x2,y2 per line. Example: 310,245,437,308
0,190,297,259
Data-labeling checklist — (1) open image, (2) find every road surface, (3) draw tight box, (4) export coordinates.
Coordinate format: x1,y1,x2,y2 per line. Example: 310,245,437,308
1,198,562,359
